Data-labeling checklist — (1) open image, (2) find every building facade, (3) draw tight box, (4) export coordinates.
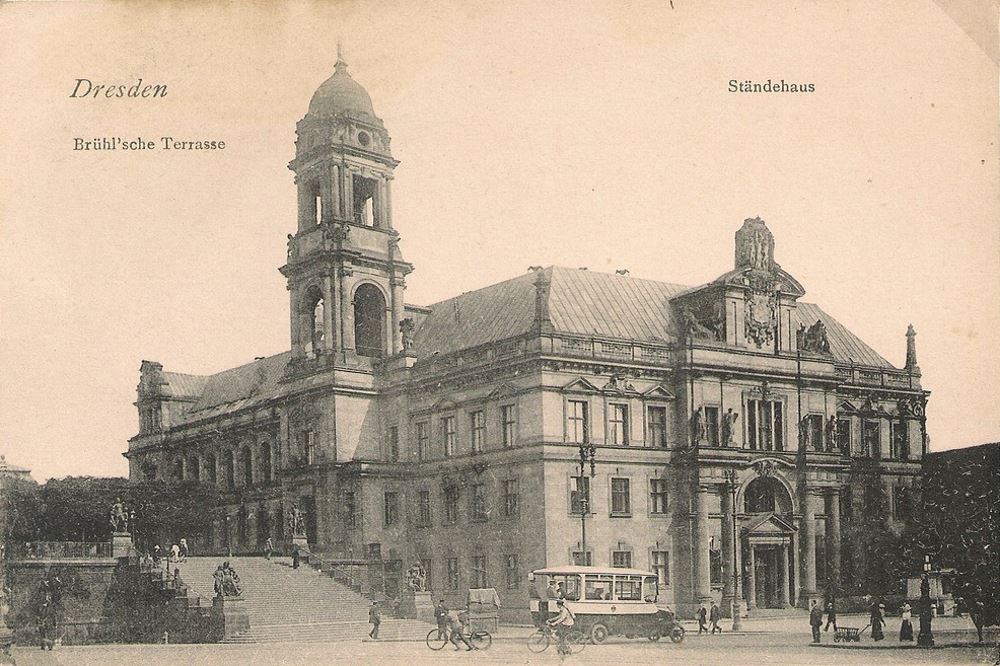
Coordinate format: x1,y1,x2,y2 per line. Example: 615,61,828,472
124,55,930,621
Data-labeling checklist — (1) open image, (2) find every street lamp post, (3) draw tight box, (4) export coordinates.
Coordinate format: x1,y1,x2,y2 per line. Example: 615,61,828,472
724,469,743,631
577,442,596,565
917,555,935,647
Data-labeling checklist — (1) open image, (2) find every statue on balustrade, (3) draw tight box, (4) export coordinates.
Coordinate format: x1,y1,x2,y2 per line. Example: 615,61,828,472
721,409,739,446
109,497,131,533
691,407,707,445
797,319,831,354
400,318,416,351
825,415,839,452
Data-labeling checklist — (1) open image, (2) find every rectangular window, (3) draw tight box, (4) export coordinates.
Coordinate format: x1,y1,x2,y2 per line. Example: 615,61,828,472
446,558,459,590
892,486,911,520
572,551,593,566
505,554,519,589
804,414,824,451
383,491,399,526
710,549,722,585
649,479,668,514
470,410,485,454
343,491,357,528
416,421,429,461
471,483,487,521
612,550,632,568
444,486,460,524
609,403,629,445
388,426,399,462
567,400,589,443
417,490,431,527
836,417,851,453
651,550,670,586
891,421,910,460
570,476,591,515
747,399,783,451
442,416,456,457
704,406,720,446
502,479,519,518
471,555,488,588
298,430,316,465
862,420,880,458
611,477,631,516
647,406,667,448
501,405,516,447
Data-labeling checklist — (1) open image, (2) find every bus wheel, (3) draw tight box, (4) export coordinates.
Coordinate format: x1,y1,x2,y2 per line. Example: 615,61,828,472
669,626,685,643
589,623,609,644
648,631,661,642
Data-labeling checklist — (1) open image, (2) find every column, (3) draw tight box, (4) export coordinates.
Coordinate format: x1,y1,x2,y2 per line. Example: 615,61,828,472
745,545,756,610
780,543,791,606
330,164,341,220
720,485,736,615
799,490,817,607
344,169,354,223
827,490,842,590
290,290,303,359
319,176,334,224
341,272,355,351
385,178,393,229
692,485,713,605
390,278,404,354
322,276,336,352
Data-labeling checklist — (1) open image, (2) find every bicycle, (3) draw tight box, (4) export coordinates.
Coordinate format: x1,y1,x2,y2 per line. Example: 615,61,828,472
526,624,586,654
426,626,492,651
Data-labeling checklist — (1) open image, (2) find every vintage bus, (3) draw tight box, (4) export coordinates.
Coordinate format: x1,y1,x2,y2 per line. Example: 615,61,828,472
528,566,685,644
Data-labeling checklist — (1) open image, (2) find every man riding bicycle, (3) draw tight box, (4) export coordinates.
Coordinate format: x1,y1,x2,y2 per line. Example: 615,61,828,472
448,611,474,651
546,599,576,655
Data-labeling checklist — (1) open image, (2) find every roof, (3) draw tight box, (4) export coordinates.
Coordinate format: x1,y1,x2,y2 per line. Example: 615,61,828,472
411,266,897,369
168,352,291,425
0,455,31,474
308,58,376,120
161,372,209,400
532,565,656,577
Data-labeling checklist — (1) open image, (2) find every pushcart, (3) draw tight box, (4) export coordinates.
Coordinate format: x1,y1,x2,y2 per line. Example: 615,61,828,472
833,624,870,642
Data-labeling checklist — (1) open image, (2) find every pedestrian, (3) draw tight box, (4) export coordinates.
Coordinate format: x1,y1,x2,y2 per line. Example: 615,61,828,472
434,599,449,640
870,602,885,641
824,596,838,632
899,603,913,641
170,543,180,564
213,564,224,597
152,544,161,567
546,580,558,599
264,537,273,560
292,547,300,569
697,603,708,634
179,538,188,562
368,601,381,639
710,601,722,634
809,600,823,643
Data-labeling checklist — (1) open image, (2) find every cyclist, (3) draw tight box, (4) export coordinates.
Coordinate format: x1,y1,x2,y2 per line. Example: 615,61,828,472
448,612,474,651
546,599,576,655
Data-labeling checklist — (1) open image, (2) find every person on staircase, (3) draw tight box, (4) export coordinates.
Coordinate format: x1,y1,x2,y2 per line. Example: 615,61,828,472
368,601,381,640
264,537,274,560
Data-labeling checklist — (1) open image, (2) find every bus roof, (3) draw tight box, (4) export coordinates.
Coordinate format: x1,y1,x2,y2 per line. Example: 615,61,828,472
532,565,655,577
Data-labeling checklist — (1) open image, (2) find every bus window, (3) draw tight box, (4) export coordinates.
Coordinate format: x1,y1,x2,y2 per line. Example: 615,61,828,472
584,574,615,600
547,574,582,601
643,576,658,602
614,575,642,601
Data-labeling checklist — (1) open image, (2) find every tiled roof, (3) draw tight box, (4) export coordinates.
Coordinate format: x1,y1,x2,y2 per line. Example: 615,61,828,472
793,302,893,369
161,372,210,400
166,352,291,425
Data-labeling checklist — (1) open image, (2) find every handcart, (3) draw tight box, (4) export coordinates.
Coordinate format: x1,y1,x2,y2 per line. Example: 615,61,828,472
833,624,870,642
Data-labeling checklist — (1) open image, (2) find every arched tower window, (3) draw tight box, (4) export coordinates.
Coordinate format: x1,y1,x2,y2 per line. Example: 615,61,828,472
303,286,325,358
354,283,386,357
352,175,379,227
242,445,254,487
743,476,793,514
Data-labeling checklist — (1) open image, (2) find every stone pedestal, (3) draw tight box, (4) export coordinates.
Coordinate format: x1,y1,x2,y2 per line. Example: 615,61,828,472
398,590,434,623
112,532,135,559
211,596,250,642
291,535,310,559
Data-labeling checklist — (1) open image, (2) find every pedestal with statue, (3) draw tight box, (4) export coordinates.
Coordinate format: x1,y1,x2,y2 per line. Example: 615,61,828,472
109,498,136,559
398,562,434,622
288,504,310,561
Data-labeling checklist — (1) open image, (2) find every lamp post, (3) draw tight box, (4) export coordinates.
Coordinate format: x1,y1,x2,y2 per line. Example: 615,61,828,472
724,469,743,631
577,441,596,565
917,554,935,647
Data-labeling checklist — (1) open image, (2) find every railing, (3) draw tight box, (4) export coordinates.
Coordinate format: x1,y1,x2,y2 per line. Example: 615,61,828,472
12,541,112,560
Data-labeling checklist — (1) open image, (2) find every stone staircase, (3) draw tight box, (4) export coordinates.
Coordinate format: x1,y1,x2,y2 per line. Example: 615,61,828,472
175,556,432,643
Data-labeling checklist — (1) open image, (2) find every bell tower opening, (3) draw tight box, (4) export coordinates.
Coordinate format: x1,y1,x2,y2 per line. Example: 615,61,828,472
354,283,386,357
302,286,325,358
352,175,378,227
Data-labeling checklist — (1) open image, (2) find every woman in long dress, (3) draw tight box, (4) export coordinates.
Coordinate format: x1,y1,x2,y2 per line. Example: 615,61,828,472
870,603,885,641
899,603,914,641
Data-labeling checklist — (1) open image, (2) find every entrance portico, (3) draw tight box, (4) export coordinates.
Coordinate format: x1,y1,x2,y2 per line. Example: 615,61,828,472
742,513,795,610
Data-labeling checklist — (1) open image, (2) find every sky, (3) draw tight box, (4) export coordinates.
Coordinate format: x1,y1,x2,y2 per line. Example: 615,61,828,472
0,0,997,481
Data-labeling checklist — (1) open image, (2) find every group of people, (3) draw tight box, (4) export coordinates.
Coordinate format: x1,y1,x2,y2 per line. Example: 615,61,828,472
697,601,724,634
809,598,915,643
150,538,189,566
213,561,242,597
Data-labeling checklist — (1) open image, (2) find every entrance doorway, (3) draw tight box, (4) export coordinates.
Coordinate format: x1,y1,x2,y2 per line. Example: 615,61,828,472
755,547,781,608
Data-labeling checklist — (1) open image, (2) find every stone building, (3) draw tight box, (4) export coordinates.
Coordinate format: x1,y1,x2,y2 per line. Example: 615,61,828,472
124,54,930,621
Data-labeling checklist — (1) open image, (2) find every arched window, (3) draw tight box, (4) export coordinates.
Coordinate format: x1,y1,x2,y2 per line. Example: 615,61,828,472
354,283,386,357
743,476,793,514
260,441,272,483
205,452,217,484
303,286,325,357
242,445,254,487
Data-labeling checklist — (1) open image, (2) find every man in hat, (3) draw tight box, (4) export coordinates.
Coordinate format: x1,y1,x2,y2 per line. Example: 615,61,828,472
809,600,824,643
697,603,708,634
434,599,449,640
368,601,381,640
709,601,722,634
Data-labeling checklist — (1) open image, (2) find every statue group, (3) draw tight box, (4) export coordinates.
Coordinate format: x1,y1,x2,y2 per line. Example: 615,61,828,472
406,562,427,592
109,497,134,534
797,319,831,354
288,504,306,538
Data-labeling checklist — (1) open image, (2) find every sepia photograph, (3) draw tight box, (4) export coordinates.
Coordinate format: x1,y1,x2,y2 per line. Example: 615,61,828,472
0,1,998,664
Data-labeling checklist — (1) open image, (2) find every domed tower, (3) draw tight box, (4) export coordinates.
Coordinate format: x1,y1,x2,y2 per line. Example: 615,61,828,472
281,48,413,369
